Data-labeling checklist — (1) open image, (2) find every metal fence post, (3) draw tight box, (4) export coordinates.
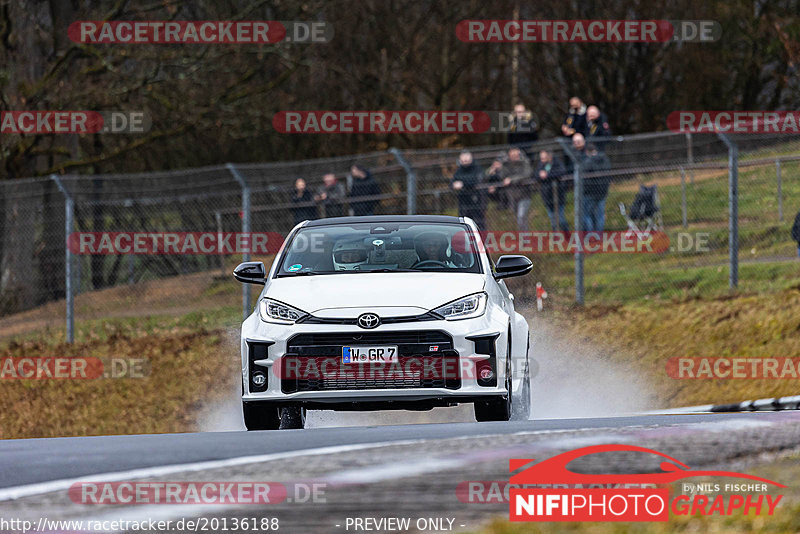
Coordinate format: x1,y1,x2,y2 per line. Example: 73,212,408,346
685,132,694,184
227,163,252,319
49,174,74,343
776,159,783,222
680,166,688,228
558,138,583,305
717,133,738,289
389,148,417,215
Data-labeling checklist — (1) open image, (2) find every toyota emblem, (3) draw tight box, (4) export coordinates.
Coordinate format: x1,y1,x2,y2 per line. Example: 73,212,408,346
357,313,381,329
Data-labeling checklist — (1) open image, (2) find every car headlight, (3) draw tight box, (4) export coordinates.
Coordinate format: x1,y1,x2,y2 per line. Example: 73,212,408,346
432,292,487,320
258,298,308,324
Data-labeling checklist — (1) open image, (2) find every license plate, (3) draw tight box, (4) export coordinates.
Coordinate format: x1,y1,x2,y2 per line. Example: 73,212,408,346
342,345,399,364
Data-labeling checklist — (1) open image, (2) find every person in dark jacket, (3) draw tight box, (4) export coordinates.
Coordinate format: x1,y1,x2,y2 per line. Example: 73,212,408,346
585,105,612,153
290,178,318,224
315,173,346,218
573,133,611,232
507,103,539,157
450,151,486,231
561,97,587,138
349,164,380,216
792,209,800,258
497,147,534,231
536,150,569,232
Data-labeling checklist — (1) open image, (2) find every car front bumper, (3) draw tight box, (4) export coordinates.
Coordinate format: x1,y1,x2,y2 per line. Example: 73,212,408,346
240,308,511,405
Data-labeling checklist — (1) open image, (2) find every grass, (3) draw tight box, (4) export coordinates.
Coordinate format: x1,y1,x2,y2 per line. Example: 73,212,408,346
0,312,241,439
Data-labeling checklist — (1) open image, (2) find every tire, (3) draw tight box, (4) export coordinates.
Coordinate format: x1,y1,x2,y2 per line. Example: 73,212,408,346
512,336,531,421
279,406,307,429
474,333,513,422
243,402,281,431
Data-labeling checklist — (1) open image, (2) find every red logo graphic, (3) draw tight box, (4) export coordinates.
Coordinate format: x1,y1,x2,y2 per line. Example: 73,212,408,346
509,444,784,522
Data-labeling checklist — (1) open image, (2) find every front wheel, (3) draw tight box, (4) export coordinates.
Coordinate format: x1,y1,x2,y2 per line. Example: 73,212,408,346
511,337,531,421
243,403,281,431
279,406,307,429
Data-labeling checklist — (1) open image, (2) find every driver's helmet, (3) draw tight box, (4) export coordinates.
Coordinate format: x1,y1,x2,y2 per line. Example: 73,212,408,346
333,240,369,270
414,231,450,263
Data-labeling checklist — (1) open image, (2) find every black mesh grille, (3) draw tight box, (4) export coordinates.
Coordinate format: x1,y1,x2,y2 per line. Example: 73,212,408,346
282,331,459,392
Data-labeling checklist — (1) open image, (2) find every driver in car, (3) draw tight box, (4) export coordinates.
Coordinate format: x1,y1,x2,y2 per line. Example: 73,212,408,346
332,241,369,270
414,232,457,267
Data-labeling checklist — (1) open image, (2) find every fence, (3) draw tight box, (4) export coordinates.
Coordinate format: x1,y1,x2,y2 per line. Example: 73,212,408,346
1,131,799,342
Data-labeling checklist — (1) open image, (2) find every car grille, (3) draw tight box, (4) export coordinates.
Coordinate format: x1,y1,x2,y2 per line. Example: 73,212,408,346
282,331,460,392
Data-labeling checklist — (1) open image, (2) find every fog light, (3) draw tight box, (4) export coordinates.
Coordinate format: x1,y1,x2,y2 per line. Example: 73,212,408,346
479,368,494,381
252,372,267,387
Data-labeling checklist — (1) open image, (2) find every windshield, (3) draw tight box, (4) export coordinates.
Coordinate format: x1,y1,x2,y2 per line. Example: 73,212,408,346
276,222,481,276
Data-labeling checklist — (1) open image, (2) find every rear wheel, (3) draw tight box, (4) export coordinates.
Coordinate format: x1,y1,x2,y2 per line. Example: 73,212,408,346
242,403,281,431
474,334,513,422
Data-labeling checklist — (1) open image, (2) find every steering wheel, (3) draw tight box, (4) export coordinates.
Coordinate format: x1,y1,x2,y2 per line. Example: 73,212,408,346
411,259,448,269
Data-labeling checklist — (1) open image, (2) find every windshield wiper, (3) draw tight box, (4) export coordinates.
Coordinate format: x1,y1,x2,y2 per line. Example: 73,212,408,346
275,270,337,277
359,268,423,273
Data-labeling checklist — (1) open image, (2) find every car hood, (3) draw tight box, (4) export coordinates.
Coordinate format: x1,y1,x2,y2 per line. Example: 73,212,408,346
265,272,486,315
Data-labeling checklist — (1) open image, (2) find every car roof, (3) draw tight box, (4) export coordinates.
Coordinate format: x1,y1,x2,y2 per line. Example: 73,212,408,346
303,215,463,227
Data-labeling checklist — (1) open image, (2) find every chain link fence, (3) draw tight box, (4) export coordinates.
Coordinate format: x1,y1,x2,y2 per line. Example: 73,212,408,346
1,131,799,341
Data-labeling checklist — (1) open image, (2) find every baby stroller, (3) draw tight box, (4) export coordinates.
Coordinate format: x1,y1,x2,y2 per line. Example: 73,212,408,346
619,184,663,238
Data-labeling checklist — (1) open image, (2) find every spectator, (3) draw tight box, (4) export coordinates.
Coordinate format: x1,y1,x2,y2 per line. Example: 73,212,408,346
561,97,587,138
315,173,346,218
290,178,318,224
792,208,800,258
450,151,486,231
507,103,539,157
573,133,611,232
536,150,569,232
585,105,611,152
485,156,505,208
498,147,534,232
349,164,380,216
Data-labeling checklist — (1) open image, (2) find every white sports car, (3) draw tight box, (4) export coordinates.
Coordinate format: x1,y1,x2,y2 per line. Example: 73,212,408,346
234,215,532,430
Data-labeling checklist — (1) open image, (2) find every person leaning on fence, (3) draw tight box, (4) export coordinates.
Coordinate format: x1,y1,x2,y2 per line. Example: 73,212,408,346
291,178,319,224
507,103,539,158
497,147,534,232
315,172,346,218
536,150,569,232
450,150,486,231
584,105,611,153
485,156,506,210
573,133,611,233
348,164,380,216
792,208,800,258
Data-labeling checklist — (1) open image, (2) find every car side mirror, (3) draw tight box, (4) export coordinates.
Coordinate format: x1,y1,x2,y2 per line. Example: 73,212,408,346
233,261,266,285
494,255,533,279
